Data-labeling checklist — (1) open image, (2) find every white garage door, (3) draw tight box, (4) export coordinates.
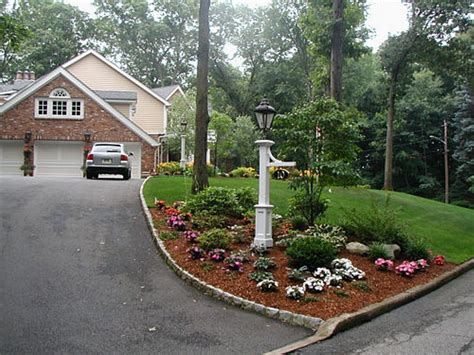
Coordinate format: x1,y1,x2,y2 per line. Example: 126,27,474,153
0,140,23,176
35,141,83,177
122,142,142,179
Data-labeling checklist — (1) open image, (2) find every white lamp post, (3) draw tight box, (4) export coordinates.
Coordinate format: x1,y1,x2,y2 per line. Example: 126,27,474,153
180,121,187,169
253,98,295,249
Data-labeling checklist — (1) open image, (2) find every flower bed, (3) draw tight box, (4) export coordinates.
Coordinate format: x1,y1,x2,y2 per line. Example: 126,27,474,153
150,207,454,320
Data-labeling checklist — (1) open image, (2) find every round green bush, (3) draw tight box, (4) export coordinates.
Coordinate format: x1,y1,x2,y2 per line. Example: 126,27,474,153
402,236,431,261
290,215,308,231
197,228,231,251
368,242,391,261
286,237,337,270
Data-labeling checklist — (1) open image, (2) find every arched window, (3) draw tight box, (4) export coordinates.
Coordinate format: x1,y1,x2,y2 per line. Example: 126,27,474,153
35,87,83,119
49,88,70,98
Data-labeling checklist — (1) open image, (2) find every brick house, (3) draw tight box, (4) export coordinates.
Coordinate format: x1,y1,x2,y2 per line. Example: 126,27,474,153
0,50,184,178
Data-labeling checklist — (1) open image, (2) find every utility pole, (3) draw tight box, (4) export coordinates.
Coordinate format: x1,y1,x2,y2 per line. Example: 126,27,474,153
443,120,449,204
430,120,449,204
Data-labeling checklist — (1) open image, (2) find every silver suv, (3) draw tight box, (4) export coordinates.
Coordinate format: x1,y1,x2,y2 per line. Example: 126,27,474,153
86,143,132,180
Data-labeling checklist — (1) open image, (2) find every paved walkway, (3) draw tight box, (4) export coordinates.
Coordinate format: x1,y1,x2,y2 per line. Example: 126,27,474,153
0,177,311,354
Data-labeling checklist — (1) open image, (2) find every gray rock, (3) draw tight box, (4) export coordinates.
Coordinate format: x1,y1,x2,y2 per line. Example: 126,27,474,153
346,242,370,255
383,244,401,259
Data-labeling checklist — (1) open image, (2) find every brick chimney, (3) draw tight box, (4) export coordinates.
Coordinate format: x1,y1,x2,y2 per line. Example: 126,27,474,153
16,71,23,80
23,71,30,80
30,71,35,80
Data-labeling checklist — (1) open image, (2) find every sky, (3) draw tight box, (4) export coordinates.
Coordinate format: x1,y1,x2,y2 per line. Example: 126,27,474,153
66,0,409,51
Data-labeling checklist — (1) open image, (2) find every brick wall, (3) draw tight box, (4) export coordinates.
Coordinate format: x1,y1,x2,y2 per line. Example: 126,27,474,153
0,75,157,175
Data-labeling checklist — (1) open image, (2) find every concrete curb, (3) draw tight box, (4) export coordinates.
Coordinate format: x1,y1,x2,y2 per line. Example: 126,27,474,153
139,177,323,331
265,258,474,354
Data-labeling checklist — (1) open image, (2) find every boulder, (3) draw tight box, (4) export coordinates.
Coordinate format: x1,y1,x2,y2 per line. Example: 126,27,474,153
346,242,370,256
382,244,401,259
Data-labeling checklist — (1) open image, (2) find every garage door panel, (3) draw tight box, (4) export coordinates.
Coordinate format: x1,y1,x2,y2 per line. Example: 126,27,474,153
35,141,83,177
122,142,142,179
0,141,23,175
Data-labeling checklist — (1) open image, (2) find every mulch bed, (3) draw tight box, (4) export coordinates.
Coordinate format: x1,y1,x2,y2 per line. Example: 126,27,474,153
150,208,455,321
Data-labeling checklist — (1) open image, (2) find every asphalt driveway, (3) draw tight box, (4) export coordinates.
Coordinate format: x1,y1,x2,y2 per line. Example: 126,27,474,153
0,177,311,354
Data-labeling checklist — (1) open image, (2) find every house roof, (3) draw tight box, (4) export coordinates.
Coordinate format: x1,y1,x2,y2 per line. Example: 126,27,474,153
0,79,35,94
62,50,171,106
95,90,137,102
0,67,159,147
152,85,181,100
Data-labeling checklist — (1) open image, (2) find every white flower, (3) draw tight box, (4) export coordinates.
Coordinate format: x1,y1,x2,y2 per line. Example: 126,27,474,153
313,267,332,280
285,285,305,300
303,277,325,293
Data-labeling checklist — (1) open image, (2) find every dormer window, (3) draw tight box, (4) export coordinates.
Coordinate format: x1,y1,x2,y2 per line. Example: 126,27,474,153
35,88,84,119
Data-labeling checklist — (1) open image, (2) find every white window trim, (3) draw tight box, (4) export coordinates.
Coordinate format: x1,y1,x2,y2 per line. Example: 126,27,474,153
35,97,84,119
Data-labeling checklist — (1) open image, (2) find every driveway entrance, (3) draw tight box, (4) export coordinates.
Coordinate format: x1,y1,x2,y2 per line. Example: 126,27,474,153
0,177,310,353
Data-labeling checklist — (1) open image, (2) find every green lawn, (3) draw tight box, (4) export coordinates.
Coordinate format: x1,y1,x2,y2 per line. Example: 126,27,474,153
143,176,474,264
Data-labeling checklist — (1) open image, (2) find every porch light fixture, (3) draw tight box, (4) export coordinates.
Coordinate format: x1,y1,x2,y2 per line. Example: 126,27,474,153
24,130,32,143
84,131,92,142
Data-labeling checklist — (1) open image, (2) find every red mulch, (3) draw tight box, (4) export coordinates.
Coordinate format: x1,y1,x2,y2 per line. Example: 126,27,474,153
150,208,455,320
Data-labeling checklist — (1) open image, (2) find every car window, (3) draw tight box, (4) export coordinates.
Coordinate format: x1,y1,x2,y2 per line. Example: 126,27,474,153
93,145,122,153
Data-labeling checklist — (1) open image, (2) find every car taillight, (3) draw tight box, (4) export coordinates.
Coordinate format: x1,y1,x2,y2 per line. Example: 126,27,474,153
121,154,128,161
87,153,93,160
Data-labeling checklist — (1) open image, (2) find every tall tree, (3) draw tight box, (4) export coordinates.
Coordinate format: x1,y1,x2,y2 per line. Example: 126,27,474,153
380,0,471,190
192,0,211,193
12,0,95,77
94,0,197,88
0,14,29,81
330,0,344,101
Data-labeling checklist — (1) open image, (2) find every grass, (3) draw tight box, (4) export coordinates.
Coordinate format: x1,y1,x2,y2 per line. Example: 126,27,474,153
143,176,474,264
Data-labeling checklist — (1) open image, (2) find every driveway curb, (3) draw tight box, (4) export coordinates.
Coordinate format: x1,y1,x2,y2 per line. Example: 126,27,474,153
266,258,474,354
139,177,322,330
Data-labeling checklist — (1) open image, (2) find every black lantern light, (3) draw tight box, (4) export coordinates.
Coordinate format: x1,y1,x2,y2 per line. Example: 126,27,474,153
180,121,188,132
24,130,32,143
84,131,92,142
254,97,276,137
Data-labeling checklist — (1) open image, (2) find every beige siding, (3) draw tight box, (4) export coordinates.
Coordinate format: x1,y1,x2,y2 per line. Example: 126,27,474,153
111,103,131,119
66,54,165,134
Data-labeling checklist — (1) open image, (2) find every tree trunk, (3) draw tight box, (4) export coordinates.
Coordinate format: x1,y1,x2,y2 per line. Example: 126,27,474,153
192,0,211,194
383,76,396,191
330,0,343,102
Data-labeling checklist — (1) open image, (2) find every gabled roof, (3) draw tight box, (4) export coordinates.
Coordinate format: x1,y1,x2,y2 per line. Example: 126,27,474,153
0,67,158,147
151,84,184,101
62,50,170,106
95,90,137,102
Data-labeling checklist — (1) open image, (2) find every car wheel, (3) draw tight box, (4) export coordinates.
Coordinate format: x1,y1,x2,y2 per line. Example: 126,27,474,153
86,171,93,179
123,171,130,180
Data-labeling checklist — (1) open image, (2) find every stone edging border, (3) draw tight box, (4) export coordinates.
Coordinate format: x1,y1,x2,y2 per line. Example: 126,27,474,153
266,257,474,354
139,177,323,330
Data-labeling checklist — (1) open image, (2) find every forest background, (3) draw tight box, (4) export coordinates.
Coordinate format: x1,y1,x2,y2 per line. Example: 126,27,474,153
1,0,472,207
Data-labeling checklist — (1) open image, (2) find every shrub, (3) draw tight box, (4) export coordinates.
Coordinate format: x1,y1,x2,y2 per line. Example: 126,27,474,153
286,237,337,270
234,187,258,212
208,248,226,262
192,213,226,230
290,215,308,231
287,266,309,282
288,191,328,226
402,236,431,261
303,277,325,293
310,224,347,252
224,255,244,272
185,187,256,217
197,228,231,251
342,196,406,244
286,285,305,300
253,257,277,271
159,231,180,241
368,242,391,261
249,271,274,283
157,162,182,175
257,279,278,292
187,246,205,260
229,167,257,178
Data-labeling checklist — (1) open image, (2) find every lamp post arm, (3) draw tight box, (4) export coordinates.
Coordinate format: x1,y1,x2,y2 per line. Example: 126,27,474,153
267,149,296,168
429,135,446,145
